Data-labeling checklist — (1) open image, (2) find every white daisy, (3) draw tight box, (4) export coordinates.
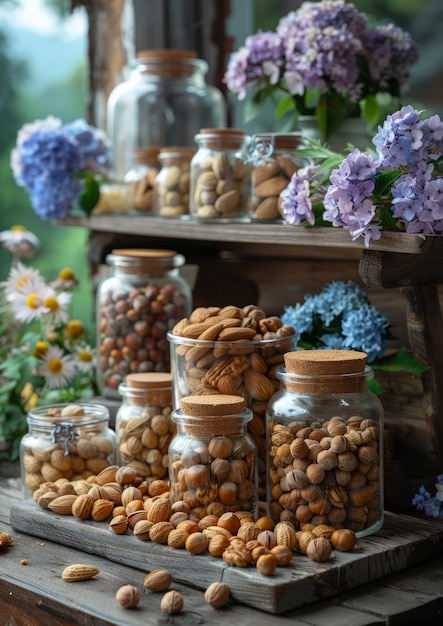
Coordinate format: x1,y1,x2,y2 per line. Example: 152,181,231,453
0,225,40,258
42,290,72,326
3,261,45,299
74,344,95,373
36,345,76,389
8,280,54,323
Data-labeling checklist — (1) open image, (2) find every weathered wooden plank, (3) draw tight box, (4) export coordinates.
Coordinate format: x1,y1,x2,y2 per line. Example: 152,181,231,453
9,502,443,614
60,215,436,253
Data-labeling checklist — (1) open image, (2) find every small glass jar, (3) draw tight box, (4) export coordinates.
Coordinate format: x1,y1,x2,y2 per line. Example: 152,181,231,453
169,395,258,517
107,49,227,179
20,402,115,497
116,372,174,481
152,147,195,217
189,128,250,222
266,349,384,537
124,147,161,213
96,249,192,399
93,182,132,214
249,133,304,221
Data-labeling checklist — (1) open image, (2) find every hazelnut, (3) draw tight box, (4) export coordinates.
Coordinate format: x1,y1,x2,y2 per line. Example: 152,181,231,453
331,528,357,551
160,590,184,615
256,553,277,576
115,584,140,608
205,581,230,608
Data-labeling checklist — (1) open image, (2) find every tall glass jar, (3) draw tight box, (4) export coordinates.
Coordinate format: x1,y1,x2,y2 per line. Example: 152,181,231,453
20,402,115,497
124,147,161,213
266,349,384,537
116,372,174,481
152,147,195,218
249,132,304,221
189,128,250,222
169,394,258,518
107,49,227,179
96,249,192,399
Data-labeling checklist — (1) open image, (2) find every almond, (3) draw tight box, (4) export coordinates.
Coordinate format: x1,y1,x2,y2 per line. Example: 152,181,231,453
62,564,100,582
252,161,280,186
47,494,77,515
197,171,218,190
254,196,280,220
214,189,240,214
254,176,289,197
276,154,299,179
243,368,276,401
143,568,172,592
217,327,257,341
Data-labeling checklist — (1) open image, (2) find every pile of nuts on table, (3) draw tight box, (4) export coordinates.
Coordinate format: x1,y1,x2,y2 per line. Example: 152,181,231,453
33,464,358,579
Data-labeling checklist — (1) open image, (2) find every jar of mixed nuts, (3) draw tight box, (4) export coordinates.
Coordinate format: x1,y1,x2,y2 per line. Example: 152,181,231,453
266,350,383,537
152,147,195,217
169,394,258,518
96,249,192,399
249,132,304,221
20,402,116,496
189,128,250,222
116,372,174,481
124,147,161,213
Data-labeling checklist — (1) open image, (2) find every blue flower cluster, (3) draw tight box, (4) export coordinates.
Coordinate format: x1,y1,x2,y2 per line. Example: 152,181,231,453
412,475,443,519
11,117,111,221
281,106,443,246
281,280,389,362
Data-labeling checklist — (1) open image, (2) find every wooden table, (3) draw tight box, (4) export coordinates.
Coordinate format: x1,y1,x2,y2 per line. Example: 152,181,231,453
1,474,443,626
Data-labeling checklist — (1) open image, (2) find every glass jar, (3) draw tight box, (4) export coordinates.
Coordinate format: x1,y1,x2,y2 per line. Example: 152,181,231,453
152,147,195,218
20,402,115,497
93,182,132,215
266,349,384,537
107,49,227,180
189,128,250,222
169,395,258,517
116,372,174,481
96,249,192,399
167,316,297,500
249,133,304,221
124,147,161,213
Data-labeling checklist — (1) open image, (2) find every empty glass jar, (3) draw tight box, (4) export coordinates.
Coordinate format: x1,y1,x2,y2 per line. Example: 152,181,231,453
107,49,227,179
266,349,384,537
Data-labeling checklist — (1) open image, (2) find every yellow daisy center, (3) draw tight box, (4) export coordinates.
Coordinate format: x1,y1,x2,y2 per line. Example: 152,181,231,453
78,350,93,363
11,225,26,232
25,293,42,309
48,359,63,374
59,267,76,280
33,341,49,357
44,296,59,312
65,320,85,339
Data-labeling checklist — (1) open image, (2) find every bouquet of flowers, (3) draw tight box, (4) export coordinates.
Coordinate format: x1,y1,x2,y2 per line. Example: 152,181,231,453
224,0,419,140
280,105,443,246
10,116,112,221
0,226,96,461
281,280,427,392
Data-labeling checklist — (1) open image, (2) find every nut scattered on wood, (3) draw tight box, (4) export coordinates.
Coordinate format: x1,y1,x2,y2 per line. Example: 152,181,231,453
331,528,357,552
306,537,332,563
204,582,230,608
61,564,100,582
115,584,140,608
143,569,172,592
0,531,14,549
160,590,184,614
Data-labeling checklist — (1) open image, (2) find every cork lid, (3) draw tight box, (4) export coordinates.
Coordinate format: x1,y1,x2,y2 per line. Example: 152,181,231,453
283,350,368,394
136,49,198,60
180,394,246,417
107,248,184,272
131,147,161,163
126,372,172,389
134,50,205,77
195,128,246,150
253,132,303,150
111,249,177,259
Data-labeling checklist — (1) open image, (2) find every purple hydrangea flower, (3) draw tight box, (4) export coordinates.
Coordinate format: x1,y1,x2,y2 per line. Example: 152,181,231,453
279,165,319,225
63,119,112,173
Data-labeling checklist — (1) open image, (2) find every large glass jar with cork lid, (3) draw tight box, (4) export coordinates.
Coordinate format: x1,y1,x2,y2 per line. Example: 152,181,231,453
96,249,192,399
266,349,383,537
169,394,258,518
116,372,174,482
107,49,227,180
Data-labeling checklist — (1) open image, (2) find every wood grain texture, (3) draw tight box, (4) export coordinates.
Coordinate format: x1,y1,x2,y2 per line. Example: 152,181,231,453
9,501,443,614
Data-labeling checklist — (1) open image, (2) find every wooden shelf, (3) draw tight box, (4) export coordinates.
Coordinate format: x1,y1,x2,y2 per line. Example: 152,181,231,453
60,214,440,255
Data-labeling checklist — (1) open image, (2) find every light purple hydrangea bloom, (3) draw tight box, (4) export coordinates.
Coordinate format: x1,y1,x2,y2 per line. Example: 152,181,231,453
279,165,320,225
63,119,112,174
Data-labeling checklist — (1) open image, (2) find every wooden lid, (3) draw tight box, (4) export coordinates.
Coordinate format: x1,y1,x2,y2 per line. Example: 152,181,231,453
180,395,246,417
126,372,172,390
253,132,303,150
111,249,177,259
136,49,198,60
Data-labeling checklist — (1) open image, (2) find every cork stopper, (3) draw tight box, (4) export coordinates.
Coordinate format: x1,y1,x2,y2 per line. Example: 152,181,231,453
122,372,172,406
180,394,245,416
107,248,183,273
283,350,368,394
196,128,246,150
253,132,303,150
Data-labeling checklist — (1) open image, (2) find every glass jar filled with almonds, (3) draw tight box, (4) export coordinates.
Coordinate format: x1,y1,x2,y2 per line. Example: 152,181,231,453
169,394,258,518
249,133,304,221
189,128,250,222
266,349,384,537
20,402,116,497
124,147,161,213
116,372,174,482
152,147,195,217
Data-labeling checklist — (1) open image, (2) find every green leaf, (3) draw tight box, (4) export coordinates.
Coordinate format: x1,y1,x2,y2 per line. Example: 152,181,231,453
374,170,402,199
360,95,380,129
275,94,296,119
79,176,100,217
371,347,429,375
368,377,387,396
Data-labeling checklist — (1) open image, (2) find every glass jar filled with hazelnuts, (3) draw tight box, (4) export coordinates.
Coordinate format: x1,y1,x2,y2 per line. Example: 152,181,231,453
266,349,384,538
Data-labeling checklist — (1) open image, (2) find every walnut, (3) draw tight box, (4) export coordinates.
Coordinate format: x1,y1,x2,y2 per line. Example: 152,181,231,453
222,538,252,567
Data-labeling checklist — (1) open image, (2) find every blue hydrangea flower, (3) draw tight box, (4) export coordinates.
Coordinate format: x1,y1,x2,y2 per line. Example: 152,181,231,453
341,304,389,362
